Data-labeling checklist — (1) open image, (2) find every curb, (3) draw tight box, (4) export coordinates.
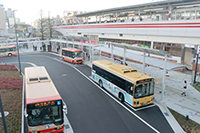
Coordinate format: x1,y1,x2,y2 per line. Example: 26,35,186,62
155,100,185,133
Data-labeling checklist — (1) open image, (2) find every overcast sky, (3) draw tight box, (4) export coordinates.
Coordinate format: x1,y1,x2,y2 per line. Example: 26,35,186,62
1,0,161,24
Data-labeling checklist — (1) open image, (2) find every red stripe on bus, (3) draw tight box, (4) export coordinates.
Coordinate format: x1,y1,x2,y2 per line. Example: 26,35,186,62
115,87,126,95
26,94,62,104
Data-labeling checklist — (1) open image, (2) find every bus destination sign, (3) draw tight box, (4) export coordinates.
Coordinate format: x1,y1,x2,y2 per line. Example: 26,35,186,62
136,78,154,84
35,101,55,107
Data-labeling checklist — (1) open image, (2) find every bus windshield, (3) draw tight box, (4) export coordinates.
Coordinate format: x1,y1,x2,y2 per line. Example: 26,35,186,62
134,82,154,98
73,51,83,59
27,105,63,126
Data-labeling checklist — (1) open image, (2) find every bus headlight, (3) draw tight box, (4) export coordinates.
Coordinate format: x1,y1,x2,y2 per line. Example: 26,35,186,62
134,101,139,105
152,97,155,101
56,126,63,130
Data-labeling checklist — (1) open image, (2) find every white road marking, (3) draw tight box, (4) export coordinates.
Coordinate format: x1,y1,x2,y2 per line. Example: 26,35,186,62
6,61,73,133
8,54,160,133
51,57,160,133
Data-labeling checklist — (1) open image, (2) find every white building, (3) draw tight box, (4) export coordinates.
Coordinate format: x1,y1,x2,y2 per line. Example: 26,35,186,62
0,5,6,31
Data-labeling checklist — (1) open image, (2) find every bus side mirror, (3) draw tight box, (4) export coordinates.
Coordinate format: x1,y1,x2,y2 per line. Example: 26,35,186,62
24,109,28,117
63,102,68,115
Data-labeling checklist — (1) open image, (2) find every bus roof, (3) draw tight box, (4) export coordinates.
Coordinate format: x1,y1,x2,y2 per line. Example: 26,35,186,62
61,48,81,52
0,45,16,49
25,66,62,104
92,60,154,83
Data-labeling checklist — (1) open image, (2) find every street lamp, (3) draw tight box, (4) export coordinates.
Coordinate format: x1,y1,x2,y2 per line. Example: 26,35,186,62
13,10,22,74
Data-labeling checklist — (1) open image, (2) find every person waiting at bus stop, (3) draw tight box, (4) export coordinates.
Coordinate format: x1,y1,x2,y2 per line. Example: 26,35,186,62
181,80,187,96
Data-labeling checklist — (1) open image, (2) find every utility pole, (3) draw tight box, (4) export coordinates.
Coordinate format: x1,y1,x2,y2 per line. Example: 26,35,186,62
194,45,200,83
13,10,22,74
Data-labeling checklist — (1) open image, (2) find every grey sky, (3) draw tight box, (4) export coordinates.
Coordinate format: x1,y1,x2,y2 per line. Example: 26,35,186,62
1,0,160,24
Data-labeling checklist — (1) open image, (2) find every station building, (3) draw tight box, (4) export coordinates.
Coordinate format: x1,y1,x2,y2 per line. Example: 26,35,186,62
54,0,200,70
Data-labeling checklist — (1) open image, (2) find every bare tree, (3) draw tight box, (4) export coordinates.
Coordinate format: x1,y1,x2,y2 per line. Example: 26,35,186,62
46,11,57,51
47,11,55,39
38,10,46,40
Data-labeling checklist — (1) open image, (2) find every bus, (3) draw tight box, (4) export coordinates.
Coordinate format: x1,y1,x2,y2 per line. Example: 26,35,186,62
0,45,18,57
24,66,67,133
91,60,155,108
61,48,83,64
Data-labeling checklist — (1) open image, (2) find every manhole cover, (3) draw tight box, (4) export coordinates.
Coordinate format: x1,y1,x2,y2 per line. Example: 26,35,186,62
65,124,70,129
164,112,169,116
0,111,9,117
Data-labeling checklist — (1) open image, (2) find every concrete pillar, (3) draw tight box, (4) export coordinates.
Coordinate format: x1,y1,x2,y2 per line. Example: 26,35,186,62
142,51,146,73
161,54,167,101
60,41,63,55
111,44,113,59
181,44,185,65
89,40,91,63
43,42,48,51
151,41,154,49
123,47,126,65
92,46,94,62
67,39,68,48
100,44,102,59
73,39,74,48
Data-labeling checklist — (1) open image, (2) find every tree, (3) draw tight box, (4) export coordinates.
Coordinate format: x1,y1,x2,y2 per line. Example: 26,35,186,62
47,11,56,39
38,10,46,40
46,11,57,51
37,10,47,51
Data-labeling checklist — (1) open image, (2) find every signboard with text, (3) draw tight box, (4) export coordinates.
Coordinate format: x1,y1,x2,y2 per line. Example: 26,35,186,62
197,45,200,54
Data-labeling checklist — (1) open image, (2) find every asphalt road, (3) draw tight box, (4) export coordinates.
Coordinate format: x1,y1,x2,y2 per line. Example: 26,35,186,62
0,52,174,133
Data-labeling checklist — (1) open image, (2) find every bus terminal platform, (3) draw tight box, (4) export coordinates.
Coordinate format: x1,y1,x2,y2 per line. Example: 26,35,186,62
18,46,200,133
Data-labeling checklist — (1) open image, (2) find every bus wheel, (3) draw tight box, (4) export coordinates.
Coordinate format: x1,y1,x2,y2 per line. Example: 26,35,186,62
119,93,124,103
8,53,12,57
99,80,103,88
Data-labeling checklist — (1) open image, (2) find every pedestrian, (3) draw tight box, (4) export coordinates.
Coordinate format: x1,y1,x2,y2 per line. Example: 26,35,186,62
181,80,187,96
114,57,116,62
87,54,90,61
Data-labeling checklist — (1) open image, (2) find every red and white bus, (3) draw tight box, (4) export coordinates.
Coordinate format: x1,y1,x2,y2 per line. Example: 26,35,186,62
24,66,67,133
61,48,83,64
0,45,18,57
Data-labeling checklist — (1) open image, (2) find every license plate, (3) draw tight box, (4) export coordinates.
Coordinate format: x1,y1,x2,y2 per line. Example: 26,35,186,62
144,103,147,105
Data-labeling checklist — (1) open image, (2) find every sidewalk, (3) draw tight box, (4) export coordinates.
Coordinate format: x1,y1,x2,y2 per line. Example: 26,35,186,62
19,47,42,53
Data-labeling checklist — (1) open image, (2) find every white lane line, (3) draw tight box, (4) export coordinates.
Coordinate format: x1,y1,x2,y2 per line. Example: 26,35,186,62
13,55,159,132
134,104,156,111
14,63,37,133
51,57,160,133
13,61,73,133
89,76,156,112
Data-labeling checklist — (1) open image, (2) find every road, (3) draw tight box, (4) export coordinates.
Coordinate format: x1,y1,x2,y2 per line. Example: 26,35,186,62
0,52,174,133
